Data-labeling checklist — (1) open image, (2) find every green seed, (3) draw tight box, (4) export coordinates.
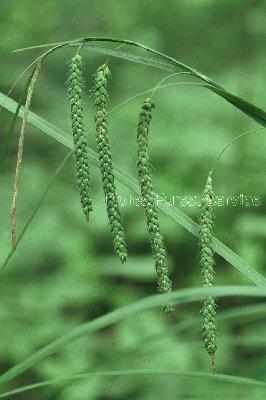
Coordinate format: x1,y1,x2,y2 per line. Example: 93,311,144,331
66,54,93,221
136,98,174,314
94,64,127,264
198,172,217,372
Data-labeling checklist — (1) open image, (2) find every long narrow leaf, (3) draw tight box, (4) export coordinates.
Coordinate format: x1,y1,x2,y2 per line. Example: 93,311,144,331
0,285,265,386
14,36,266,127
1,368,266,398
103,302,266,366
1,151,72,272
0,91,265,287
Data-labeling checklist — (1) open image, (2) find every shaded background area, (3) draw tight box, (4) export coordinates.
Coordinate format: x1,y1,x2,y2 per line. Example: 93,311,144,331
1,0,266,398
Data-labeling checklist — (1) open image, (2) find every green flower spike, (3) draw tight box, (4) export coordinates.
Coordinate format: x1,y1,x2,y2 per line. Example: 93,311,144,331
136,98,174,314
198,171,217,373
66,53,93,221
94,64,127,264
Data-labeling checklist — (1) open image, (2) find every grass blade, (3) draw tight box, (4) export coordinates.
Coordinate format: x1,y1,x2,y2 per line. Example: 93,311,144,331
1,151,72,272
0,285,265,386
0,91,265,287
96,302,266,371
13,36,266,127
1,368,266,398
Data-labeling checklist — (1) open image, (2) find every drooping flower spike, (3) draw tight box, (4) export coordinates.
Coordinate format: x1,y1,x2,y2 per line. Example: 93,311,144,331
136,98,174,313
67,53,93,221
94,63,127,263
198,171,217,373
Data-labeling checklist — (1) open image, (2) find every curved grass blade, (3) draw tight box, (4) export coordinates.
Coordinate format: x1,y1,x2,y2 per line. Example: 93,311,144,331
13,36,266,127
208,85,266,128
1,151,72,272
79,43,183,73
93,302,266,373
173,302,266,337
0,90,265,287
0,285,265,386
1,368,266,398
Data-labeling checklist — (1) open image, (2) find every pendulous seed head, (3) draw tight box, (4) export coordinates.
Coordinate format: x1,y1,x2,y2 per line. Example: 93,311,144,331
136,98,174,314
66,53,93,221
94,63,127,264
198,171,217,372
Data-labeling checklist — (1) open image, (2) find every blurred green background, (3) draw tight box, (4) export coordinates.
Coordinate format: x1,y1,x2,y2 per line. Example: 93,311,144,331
1,0,266,398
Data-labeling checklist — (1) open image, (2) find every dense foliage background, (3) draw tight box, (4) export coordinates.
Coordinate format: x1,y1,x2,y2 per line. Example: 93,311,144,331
1,0,266,398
